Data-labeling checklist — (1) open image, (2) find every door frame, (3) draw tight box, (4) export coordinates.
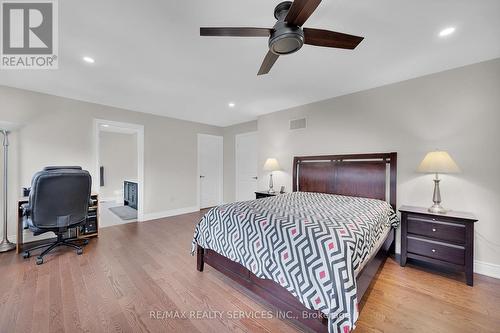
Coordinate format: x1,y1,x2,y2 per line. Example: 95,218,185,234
93,119,145,221
235,131,258,202
197,134,224,209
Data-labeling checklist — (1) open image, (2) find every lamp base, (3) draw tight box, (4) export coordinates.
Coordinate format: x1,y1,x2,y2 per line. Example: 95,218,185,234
0,239,16,252
268,173,275,194
428,204,447,214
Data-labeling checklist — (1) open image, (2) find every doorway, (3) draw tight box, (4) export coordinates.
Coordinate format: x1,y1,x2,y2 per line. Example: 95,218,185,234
94,119,144,226
235,132,258,201
197,134,223,209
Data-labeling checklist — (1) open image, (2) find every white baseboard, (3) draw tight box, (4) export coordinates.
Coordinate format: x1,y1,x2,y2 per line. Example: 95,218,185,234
138,205,199,222
474,260,500,279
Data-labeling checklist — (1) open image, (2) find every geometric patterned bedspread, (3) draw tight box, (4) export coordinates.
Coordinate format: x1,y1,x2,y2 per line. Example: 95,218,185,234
192,192,399,333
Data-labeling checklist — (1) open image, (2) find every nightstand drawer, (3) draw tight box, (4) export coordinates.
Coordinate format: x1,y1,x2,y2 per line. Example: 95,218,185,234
400,205,478,286
408,236,464,265
407,215,465,244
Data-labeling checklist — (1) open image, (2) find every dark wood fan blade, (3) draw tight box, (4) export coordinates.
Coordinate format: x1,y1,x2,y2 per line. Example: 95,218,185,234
257,51,279,76
200,27,271,37
303,28,364,49
285,0,321,27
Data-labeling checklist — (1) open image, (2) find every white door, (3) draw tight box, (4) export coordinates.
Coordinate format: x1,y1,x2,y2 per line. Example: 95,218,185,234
198,134,223,209
236,132,258,201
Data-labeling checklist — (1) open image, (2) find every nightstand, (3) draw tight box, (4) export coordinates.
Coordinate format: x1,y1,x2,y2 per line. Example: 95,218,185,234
399,205,478,286
255,191,281,199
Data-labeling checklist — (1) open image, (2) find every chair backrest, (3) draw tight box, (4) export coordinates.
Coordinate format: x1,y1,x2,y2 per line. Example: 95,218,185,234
29,167,92,229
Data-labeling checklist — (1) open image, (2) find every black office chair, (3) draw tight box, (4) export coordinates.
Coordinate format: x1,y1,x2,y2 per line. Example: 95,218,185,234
21,166,92,265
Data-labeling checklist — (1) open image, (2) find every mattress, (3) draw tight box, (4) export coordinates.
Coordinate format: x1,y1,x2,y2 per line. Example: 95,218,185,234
192,191,399,333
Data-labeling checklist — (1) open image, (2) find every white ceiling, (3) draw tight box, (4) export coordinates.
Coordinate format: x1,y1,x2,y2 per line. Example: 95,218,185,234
1,0,499,127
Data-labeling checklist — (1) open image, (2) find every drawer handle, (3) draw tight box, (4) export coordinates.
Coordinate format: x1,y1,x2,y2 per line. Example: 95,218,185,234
431,249,436,253
432,228,437,232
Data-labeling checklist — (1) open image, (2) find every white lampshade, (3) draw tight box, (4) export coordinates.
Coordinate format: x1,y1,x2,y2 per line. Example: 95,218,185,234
0,121,23,131
417,151,460,174
263,158,281,172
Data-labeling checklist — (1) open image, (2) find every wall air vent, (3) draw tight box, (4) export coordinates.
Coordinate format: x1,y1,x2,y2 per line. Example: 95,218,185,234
289,118,307,130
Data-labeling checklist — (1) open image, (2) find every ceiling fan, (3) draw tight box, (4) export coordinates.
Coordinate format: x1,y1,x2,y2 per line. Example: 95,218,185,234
200,0,364,75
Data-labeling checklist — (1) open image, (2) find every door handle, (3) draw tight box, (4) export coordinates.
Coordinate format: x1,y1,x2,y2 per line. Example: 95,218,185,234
252,176,258,180
200,175,205,178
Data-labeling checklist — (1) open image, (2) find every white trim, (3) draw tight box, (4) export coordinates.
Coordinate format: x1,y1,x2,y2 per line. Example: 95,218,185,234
93,119,145,221
235,131,258,202
474,260,500,279
138,206,199,222
100,126,137,135
197,134,224,209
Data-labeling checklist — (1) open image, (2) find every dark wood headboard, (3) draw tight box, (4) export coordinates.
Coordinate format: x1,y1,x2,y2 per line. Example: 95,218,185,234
292,152,397,210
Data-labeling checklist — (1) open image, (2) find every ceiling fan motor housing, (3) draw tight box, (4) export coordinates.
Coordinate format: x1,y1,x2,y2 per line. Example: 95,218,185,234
270,1,304,55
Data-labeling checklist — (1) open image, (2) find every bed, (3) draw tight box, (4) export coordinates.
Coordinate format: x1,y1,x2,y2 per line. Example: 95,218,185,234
192,153,398,333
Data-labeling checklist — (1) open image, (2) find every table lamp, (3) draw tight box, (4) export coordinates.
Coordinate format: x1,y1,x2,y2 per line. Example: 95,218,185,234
0,121,22,252
263,158,281,193
417,150,460,214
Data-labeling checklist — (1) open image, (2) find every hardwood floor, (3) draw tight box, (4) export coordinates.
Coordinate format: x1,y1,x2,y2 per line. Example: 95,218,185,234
1,210,499,333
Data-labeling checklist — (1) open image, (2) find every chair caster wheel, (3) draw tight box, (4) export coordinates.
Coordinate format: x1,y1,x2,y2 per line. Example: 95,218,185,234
76,248,83,255
36,257,43,265
83,239,89,245
22,251,30,259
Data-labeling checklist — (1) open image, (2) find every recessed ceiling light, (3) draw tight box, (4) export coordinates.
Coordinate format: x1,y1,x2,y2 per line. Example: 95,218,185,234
83,56,95,64
101,124,109,128
228,102,236,108
439,27,455,37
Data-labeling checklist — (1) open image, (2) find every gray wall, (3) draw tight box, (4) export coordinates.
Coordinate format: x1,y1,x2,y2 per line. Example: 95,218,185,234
99,131,137,200
257,58,500,269
223,120,258,203
0,85,222,240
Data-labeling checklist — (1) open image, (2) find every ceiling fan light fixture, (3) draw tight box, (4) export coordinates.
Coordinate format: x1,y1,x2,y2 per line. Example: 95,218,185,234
269,23,304,55
269,33,304,55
